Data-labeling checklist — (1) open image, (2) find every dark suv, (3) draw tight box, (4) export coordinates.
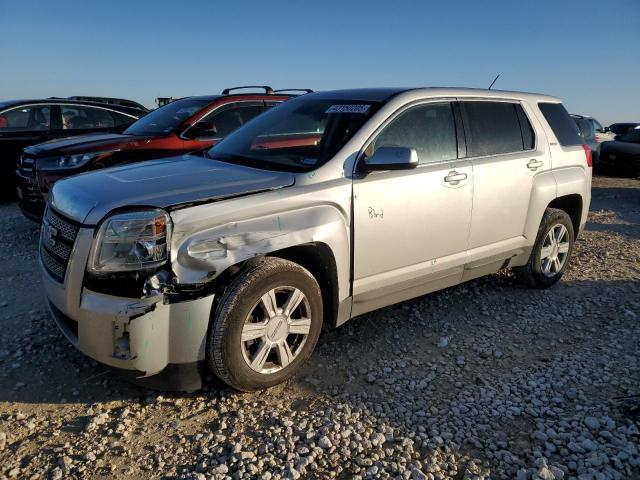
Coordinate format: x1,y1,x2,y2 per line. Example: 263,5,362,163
16,86,308,220
1,98,146,201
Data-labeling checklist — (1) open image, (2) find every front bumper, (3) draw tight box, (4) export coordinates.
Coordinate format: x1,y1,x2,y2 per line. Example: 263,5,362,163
41,227,215,386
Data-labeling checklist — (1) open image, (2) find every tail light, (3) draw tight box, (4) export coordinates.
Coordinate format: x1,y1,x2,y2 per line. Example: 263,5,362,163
582,144,592,167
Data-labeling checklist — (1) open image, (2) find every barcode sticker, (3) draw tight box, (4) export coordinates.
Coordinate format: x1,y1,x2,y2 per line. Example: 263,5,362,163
325,104,371,114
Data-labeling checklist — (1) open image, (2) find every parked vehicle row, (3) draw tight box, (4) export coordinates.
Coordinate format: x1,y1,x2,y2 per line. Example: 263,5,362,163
571,114,639,177
571,114,614,144
15,86,304,219
598,127,640,176
39,87,592,391
1,97,146,200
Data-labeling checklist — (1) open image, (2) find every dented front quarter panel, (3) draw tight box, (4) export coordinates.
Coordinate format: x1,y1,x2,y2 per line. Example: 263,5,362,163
169,178,353,303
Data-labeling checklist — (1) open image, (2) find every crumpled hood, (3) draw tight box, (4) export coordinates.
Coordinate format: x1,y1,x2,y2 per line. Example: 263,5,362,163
49,154,295,225
24,133,153,156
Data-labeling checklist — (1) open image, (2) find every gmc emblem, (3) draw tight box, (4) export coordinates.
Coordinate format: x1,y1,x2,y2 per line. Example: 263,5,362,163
42,220,59,247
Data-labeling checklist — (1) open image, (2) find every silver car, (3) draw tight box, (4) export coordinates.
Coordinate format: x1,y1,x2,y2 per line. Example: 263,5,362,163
40,88,592,391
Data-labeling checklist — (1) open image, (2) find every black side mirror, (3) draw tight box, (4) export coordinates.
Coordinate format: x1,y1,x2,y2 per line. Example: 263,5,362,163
184,121,217,139
363,146,419,171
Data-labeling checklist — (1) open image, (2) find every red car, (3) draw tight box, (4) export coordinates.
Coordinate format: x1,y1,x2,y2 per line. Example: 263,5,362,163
17,86,309,220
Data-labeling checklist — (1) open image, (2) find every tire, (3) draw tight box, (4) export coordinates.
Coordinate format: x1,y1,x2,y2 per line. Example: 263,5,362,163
515,208,575,289
207,257,323,391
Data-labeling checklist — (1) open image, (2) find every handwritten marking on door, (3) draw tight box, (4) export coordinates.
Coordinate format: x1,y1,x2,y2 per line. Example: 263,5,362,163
368,207,384,219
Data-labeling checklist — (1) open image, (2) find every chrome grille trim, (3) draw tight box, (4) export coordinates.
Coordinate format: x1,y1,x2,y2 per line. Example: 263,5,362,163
45,210,79,243
40,246,66,281
40,208,80,283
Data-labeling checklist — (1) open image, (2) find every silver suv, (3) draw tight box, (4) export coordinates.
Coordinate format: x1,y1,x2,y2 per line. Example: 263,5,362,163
41,88,592,391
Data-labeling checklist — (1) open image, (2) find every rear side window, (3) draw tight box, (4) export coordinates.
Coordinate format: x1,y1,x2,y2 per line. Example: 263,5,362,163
538,103,583,146
591,119,603,133
61,106,115,130
515,105,535,150
574,118,594,141
205,105,264,137
461,101,529,156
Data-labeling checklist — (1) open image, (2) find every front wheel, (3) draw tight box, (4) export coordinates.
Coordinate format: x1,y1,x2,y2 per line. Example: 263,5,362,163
207,257,323,391
515,208,575,288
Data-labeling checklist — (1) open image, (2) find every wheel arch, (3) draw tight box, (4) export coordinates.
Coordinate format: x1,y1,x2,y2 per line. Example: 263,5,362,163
524,168,588,242
208,243,340,330
267,242,339,329
547,194,583,238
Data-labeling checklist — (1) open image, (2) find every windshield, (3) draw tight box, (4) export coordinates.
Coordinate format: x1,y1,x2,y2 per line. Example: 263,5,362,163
207,98,381,172
619,128,640,143
124,97,212,136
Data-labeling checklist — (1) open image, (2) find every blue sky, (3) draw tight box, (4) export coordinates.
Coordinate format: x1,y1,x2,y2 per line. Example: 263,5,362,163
1,0,638,124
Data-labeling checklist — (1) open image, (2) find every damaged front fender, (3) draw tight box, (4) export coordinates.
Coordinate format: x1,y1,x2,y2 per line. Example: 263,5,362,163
170,201,351,294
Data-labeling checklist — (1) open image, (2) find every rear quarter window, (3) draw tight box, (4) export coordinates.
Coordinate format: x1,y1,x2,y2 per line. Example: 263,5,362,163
538,103,583,146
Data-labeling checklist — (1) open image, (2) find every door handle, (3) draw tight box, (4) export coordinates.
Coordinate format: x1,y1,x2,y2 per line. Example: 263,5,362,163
527,159,544,171
444,171,467,185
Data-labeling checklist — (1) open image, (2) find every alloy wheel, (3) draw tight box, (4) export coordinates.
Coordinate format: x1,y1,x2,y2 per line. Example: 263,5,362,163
540,224,570,277
240,286,312,374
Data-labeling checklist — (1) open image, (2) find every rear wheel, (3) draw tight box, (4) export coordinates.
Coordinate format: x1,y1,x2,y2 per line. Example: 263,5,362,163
207,257,323,391
515,208,575,288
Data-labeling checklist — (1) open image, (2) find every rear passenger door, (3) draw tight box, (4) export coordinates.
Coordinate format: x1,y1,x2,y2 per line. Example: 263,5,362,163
460,100,547,263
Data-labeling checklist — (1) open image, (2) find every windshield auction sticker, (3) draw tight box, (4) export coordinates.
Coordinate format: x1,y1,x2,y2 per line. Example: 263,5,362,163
325,104,371,114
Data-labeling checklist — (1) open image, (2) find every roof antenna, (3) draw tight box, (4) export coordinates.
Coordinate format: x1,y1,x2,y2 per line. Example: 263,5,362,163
488,74,500,90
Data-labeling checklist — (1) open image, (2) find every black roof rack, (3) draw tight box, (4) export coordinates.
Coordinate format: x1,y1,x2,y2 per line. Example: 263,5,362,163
273,89,313,94
221,86,274,95
67,96,148,111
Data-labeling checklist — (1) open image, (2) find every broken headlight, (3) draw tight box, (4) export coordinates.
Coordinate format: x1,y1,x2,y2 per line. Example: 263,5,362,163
88,209,171,273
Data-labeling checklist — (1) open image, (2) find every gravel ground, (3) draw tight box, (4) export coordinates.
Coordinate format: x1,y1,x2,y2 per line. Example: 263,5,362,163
0,176,639,480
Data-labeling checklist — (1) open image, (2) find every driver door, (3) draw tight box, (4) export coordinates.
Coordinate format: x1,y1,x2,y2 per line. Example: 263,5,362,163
351,101,473,316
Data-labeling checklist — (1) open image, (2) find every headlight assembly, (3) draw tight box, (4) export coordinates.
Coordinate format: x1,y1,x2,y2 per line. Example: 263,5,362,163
88,209,171,273
43,150,117,170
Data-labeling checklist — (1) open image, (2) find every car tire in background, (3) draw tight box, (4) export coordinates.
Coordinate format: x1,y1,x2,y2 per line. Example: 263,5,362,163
515,208,575,289
207,257,323,391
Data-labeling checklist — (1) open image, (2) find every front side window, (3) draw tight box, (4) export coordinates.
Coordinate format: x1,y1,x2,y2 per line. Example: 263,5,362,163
203,105,264,137
370,103,457,164
462,101,527,156
208,98,381,172
124,97,213,136
0,105,51,132
61,106,115,130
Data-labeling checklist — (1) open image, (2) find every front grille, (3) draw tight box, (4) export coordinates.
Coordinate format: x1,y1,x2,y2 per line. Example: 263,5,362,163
40,208,79,283
40,246,67,281
20,182,45,204
17,154,45,206
18,153,36,178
